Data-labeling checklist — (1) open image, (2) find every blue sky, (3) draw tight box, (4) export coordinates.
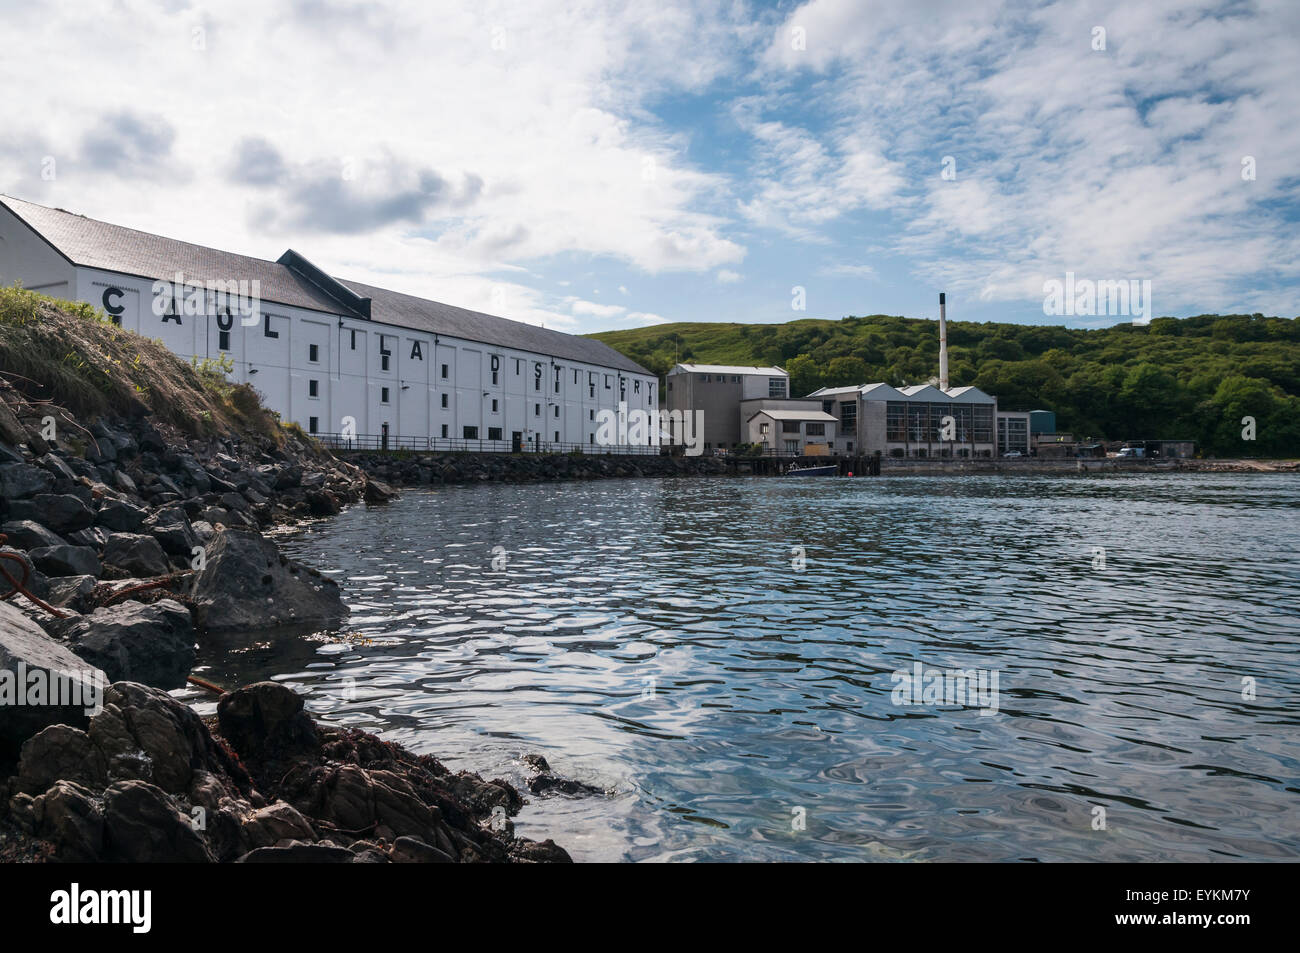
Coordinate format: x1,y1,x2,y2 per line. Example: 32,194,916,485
1,0,1296,333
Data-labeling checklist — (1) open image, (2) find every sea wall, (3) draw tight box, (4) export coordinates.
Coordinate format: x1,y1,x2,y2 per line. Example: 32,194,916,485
340,449,729,485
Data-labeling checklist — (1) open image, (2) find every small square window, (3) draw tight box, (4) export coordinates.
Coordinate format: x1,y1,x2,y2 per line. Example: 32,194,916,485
489,427,502,441
463,426,478,439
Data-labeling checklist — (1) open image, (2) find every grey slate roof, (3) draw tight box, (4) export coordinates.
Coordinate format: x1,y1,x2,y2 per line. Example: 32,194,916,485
0,194,650,376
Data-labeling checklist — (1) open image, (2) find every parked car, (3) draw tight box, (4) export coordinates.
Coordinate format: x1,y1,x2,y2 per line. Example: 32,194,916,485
1002,451,1023,458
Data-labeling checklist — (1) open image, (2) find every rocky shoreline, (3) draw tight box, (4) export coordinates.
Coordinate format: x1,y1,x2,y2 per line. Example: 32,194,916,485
341,448,728,486
0,378,572,863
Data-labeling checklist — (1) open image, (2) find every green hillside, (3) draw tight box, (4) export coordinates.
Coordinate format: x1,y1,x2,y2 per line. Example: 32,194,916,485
588,313,1300,457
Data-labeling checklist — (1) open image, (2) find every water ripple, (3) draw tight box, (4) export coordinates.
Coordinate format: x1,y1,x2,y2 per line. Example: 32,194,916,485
183,473,1300,861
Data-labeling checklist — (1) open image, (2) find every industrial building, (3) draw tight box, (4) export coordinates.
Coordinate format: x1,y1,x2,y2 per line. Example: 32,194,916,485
808,381,999,458
0,195,658,453
665,364,789,452
996,411,1030,455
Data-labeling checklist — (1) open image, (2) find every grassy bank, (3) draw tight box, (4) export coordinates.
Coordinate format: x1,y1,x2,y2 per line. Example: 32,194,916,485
0,285,283,442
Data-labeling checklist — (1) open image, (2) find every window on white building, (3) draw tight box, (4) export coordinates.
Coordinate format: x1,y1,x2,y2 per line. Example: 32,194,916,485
308,380,319,398
308,344,319,363
381,387,390,403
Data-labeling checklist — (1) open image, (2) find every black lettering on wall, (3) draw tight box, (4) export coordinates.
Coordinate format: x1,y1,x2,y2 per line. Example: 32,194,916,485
102,287,125,324
161,296,182,325
410,341,423,360
263,314,279,338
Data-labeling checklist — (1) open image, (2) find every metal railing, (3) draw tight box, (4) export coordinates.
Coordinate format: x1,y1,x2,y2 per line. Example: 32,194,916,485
315,433,662,456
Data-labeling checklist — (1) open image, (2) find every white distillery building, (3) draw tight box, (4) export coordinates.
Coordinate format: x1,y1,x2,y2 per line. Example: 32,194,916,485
0,195,658,453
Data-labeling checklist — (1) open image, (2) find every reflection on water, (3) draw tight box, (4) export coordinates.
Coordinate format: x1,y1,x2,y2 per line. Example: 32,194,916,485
180,473,1300,861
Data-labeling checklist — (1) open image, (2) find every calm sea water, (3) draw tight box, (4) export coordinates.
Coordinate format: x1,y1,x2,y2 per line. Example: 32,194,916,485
182,473,1300,862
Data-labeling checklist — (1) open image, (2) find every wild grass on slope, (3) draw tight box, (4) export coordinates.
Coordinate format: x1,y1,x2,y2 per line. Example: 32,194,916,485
0,284,282,441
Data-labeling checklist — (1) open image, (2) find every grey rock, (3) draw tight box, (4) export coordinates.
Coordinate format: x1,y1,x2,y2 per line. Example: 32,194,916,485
113,470,139,494
27,781,105,862
49,600,195,689
0,463,54,499
9,493,95,532
27,544,100,577
215,680,317,767
38,453,79,482
88,681,222,793
64,526,111,549
102,779,214,862
0,600,107,757
242,801,318,848
102,532,170,577
391,835,455,863
45,574,97,611
0,519,66,550
236,842,354,863
96,498,148,532
14,724,109,795
189,530,345,632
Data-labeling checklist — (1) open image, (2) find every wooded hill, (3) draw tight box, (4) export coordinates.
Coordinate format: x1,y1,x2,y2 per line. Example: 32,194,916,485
588,313,1300,457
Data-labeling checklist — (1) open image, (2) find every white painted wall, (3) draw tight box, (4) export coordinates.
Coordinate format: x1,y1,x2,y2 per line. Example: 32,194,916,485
0,249,658,450
0,205,75,298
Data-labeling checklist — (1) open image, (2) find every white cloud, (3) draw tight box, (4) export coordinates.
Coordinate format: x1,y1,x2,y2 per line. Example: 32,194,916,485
716,269,743,283
761,0,1300,316
0,0,750,310
568,298,627,318
624,311,671,325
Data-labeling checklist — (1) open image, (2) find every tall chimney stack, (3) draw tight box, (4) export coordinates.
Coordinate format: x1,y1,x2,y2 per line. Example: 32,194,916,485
938,292,949,392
